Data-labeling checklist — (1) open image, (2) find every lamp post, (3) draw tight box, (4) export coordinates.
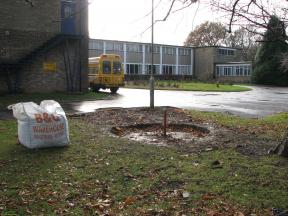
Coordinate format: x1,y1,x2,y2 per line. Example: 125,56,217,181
149,0,155,109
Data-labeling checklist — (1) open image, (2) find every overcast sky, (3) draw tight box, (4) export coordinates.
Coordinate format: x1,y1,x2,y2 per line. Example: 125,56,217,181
88,0,222,46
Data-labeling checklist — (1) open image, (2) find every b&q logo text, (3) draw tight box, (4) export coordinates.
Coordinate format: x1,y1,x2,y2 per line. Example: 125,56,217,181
34,113,60,123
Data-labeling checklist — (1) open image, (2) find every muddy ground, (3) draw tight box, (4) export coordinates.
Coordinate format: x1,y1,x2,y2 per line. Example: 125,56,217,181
74,107,279,156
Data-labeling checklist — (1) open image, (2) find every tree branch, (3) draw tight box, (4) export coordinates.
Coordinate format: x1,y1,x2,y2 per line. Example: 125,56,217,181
228,0,241,33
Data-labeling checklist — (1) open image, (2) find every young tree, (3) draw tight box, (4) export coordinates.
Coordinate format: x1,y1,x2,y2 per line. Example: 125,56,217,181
252,15,288,86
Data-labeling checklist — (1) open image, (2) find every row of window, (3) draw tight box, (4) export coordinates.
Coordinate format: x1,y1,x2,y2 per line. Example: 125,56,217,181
218,48,235,56
216,65,251,76
89,41,103,50
125,64,190,75
89,41,191,56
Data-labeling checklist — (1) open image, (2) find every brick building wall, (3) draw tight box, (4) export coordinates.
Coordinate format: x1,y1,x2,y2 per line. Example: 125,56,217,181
0,0,60,32
0,0,89,94
0,0,60,64
194,47,251,82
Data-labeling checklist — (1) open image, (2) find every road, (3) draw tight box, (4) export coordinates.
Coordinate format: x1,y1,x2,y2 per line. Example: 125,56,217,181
62,86,288,118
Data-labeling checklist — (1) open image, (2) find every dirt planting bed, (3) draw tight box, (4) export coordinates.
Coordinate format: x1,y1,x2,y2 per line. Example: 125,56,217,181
80,106,278,156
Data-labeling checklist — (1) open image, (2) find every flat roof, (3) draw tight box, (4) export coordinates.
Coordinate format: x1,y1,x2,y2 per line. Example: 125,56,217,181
89,38,193,49
89,38,241,50
194,46,241,50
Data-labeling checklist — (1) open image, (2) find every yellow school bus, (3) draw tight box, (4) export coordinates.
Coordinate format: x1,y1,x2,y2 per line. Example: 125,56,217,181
88,54,125,93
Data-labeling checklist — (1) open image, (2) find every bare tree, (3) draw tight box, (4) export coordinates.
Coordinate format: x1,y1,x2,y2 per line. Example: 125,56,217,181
209,0,288,34
184,21,260,61
184,21,227,46
161,0,198,22
225,26,261,61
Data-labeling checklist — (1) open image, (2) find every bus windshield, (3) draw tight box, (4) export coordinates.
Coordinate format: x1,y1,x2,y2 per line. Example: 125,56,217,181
113,61,122,74
103,61,111,74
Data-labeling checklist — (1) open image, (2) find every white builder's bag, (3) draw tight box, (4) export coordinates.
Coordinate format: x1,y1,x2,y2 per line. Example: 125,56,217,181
9,100,69,149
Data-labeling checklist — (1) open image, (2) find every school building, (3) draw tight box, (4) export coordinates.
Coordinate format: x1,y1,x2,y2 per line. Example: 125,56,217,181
89,39,252,83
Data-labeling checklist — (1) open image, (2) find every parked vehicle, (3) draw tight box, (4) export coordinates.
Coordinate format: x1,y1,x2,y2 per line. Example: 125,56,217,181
88,54,125,93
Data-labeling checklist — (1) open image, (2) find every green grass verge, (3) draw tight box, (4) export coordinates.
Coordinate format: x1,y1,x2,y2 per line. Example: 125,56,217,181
0,92,109,110
125,80,252,92
188,110,288,139
0,112,288,214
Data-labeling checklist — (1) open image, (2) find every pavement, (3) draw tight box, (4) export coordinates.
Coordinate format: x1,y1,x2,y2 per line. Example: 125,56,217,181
61,85,288,118
1,85,288,120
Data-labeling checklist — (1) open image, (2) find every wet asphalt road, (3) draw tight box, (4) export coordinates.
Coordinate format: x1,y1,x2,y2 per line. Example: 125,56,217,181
62,86,288,118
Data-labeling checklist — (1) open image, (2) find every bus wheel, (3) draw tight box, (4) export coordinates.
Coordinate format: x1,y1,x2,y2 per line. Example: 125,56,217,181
110,87,119,94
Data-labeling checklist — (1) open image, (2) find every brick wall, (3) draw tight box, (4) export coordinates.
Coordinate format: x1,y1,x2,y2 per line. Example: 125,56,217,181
0,0,60,33
0,0,89,93
19,38,88,93
0,0,60,64
0,30,56,64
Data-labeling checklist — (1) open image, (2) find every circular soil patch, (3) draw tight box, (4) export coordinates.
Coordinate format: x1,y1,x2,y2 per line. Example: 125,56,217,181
111,123,210,146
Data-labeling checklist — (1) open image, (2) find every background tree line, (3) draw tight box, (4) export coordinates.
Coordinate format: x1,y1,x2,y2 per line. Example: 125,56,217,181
183,21,260,62
170,0,288,86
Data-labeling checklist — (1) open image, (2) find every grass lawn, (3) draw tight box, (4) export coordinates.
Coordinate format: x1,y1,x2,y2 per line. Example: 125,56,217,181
0,111,288,215
0,92,109,110
125,80,252,92
188,110,288,139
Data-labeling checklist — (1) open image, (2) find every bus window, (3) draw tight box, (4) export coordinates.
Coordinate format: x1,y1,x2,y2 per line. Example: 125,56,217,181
113,61,122,74
103,61,111,74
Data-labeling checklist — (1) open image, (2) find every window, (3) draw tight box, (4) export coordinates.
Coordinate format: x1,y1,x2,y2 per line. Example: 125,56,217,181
179,48,190,56
218,48,235,56
228,50,234,55
106,42,114,51
147,65,157,74
162,65,174,75
178,65,190,75
146,45,160,53
223,67,233,76
244,66,250,76
113,61,122,74
90,41,103,50
127,44,142,52
163,47,176,55
103,61,111,74
114,43,123,51
216,65,251,76
126,64,142,74
64,5,73,18
236,66,240,76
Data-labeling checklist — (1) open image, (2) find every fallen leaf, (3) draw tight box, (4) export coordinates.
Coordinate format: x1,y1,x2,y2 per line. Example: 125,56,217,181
124,196,136,206
201,194,215,201
182,191,190,198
